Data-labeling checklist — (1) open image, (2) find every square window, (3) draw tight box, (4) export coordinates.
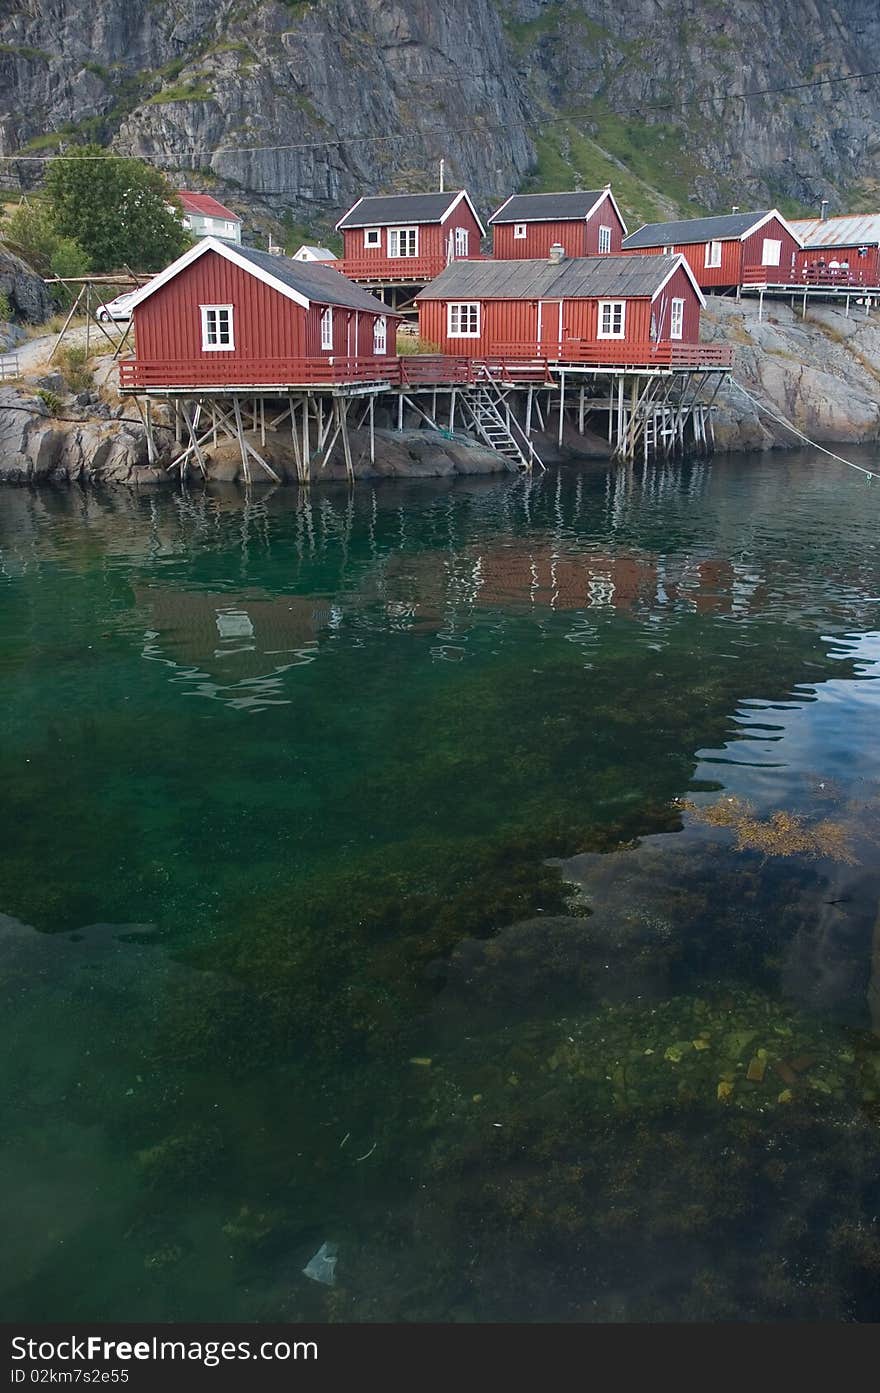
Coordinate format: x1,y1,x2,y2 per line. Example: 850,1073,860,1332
597,300,625,339
364,228,381,248
513,223,527,240
388,227,418,257
447,302,480,337
200,304,234,351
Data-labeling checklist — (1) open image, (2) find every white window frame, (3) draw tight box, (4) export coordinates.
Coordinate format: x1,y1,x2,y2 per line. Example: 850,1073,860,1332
200,303,234,351
320,306,333,351
364,228,381,249
670,297,684,341
598,224,612,254
705,240,722,269
762,236,781,266
373,315,387,355
388,226,418,258
662,244,674,254
513,222,527,240
454,226,469,257
447,301,481,338
597,299,626,340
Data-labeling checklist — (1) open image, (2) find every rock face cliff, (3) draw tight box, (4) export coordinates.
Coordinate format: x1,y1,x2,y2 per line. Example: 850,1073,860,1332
1,0,879,239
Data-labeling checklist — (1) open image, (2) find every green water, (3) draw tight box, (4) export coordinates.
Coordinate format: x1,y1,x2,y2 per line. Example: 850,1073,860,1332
2,454,880,1322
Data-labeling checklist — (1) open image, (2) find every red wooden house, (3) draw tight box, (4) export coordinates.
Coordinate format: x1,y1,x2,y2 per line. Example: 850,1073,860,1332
488,187,627,260
120,236,397,390
788,213,880,288
622,209,802,290
333,190,485,285
414,252,724,366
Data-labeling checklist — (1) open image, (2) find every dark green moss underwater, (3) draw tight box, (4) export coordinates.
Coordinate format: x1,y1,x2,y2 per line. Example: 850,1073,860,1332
2,456,880,1320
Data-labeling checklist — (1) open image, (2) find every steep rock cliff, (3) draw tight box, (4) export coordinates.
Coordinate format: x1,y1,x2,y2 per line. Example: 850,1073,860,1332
1,1,879,240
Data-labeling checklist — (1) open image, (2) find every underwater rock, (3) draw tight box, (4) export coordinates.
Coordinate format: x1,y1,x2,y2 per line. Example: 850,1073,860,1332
302,1241,338,1286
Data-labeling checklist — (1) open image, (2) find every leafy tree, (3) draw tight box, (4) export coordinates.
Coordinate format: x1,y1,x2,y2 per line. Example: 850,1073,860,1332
5,199,90,276
44,147,191,272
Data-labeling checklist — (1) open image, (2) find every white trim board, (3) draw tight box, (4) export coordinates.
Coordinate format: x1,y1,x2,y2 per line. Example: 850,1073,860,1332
650,255,706,308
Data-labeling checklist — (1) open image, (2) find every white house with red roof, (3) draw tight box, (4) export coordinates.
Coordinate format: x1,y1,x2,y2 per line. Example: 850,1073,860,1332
175,191,242,243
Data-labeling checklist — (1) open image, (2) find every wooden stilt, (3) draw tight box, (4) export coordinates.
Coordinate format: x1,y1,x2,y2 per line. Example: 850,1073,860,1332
558,370,565,448
369,394,375,465
233,397,251,484
397,392,404,432
338,398,355,483
49,285,85,361
302,395,311,480
145,397,155,464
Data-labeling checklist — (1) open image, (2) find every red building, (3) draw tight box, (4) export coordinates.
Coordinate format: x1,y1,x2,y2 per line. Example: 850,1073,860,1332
120,236,397,390
789,213,880,288
488,187,627,260
622,209,802,290
414,252,725,366
333,190,485,286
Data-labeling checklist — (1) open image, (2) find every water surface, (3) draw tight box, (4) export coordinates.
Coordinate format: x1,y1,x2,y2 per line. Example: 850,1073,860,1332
2,451,880,1321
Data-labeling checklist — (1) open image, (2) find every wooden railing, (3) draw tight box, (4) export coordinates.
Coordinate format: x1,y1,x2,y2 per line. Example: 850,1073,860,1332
118,356,399,390
0,351,20,382
328,254,449,282
491,341,733,368
743,264,880,288
119,343,730,392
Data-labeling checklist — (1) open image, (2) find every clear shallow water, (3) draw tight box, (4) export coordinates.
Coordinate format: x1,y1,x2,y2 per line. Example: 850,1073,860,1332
2,452,880,1322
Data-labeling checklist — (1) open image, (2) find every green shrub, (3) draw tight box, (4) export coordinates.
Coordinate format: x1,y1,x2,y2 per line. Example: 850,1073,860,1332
396,334,440,355
0,291,11,322
35,387,62,414
57,345,93,393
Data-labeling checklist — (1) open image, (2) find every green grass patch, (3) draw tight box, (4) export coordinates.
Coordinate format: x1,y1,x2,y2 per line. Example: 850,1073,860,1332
0,42,50,62
147,83,214,105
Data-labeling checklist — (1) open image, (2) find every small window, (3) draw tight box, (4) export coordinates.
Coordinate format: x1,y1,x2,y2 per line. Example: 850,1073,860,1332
224,221,236,236
364,228,381,248
670,297,684,340
705,240,722,269
388,227,418,257
447,302,480,338
662,244,673,254
762,237,781,266
598,224,612,254
513,223,527,240
200,304,234,351
320,307,333,351
597,300,625,339
454,226,469,257
373,315,387,355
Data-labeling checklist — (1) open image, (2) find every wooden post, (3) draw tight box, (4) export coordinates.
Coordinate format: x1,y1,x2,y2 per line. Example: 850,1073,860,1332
49,285,85,361
558,370,565,448
578,382,585,434
145,397,155,464
338,398,355,483
525,385,533,441
233,396,251,484
397,392,404,432
84,283,90,358
302,395,311,479
260,397,266,447
449,387,456,431
369,393,375,465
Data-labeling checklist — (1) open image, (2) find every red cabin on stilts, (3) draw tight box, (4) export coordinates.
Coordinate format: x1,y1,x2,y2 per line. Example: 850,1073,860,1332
623,209,802,291
488,187,628,260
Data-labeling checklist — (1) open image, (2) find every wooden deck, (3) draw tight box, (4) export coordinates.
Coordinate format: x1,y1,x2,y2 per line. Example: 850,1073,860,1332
119,342,730,393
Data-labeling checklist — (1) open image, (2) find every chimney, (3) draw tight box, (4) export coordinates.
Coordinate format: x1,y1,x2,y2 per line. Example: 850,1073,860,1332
548,243,565,265
820,198,829,220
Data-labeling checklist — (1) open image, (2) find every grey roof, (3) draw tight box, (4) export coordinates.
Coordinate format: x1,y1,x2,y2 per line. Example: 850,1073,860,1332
233,242,393,313
415,254,687,301
623,210,772,248
788,213,880,248
294,245,336,260
489,190,607,224
337,191,465,229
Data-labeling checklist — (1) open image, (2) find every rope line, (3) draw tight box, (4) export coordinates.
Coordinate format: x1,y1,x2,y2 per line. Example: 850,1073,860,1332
729,378,876,479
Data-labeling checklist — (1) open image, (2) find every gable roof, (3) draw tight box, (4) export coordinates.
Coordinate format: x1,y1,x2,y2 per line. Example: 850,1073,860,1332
128,237,397,315
415,253,705,306
788,213,880,248
488,188,627,233
335,189,485,235
622,209,802,249
176,191,240,222
292,245,336,260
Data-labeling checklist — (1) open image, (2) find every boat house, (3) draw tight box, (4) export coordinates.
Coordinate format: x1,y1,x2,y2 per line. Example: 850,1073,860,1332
488,187,627,261
622,210,802,290
415,252,718,364
121,236,396,391
788,213,880,288
332,190,485,315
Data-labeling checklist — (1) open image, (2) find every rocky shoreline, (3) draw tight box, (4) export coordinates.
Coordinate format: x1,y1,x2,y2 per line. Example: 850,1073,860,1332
2,295,880,486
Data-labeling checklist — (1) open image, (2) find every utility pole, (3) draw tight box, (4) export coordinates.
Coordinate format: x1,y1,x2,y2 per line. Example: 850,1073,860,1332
439,158,445,193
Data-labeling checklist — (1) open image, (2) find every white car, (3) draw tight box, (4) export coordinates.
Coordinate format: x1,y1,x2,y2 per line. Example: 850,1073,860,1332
95,290,138,323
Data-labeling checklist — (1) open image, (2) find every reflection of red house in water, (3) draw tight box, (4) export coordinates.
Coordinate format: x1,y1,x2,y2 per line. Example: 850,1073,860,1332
139,588,333,684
